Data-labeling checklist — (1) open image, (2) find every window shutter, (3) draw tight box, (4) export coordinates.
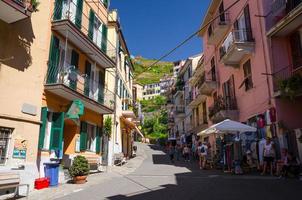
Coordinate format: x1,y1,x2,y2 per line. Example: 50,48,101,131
88,10,95,40
244,5,253,41
38,107,48,149
96,127,101,153
103,0,109,9
75,0,83,29
290,32,302,69
70,50,79,90
84,61,91,96
47,35,60,84
50,112,64,151
98,70,105,104
80,121,87,151
54,0,63,20
101,24,108,53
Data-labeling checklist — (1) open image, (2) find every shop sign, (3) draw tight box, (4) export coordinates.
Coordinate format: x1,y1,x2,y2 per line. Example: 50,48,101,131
66,100,84,120
12,139,27,159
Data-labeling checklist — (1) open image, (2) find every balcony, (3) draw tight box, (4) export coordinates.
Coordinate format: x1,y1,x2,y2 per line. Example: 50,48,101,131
174,106,185,118
219,29,255,67
44,62,114,114
198,74,217,96
208,96,239,123
207,12,231,45
51,0,116,69
0,0,34,23
267,0,302,36
272,65,302,98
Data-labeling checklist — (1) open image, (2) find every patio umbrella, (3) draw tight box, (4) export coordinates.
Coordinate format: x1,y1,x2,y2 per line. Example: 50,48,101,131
198,119,257,136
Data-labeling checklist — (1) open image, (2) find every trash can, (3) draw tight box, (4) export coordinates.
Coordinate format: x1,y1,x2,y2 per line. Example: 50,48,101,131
44,162,60,186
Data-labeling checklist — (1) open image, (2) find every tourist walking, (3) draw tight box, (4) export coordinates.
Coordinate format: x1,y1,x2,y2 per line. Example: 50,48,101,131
169,144,176,163
261,138,275,176
198,142,208,169
183,144,190,162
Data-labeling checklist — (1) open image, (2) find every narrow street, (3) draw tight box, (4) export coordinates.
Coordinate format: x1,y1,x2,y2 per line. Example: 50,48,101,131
56,143,302,200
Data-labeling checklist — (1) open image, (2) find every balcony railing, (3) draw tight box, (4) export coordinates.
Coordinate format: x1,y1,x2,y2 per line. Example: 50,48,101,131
209,96,237,119
45,61,115,110
220,29,254,59
272,64,302,95
52,0,116,60
175,106,185,114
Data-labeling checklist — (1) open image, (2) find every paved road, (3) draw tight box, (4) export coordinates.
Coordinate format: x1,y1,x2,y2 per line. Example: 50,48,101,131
57,143,302,200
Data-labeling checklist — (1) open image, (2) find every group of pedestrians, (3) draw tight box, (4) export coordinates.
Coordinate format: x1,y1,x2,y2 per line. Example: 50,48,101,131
167,141,210,170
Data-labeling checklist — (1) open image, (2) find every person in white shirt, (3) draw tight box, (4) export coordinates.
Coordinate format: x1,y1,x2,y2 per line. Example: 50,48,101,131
197,142,208,169
261,137,275,176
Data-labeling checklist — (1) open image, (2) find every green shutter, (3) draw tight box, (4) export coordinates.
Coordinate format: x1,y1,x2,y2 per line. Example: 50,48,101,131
103,0,109,8
98,70,105,104
84,61,91,97
54,0,63,20
50,112,64,151
80,121,87,151
101,24,108,53
70,50,79,90
38,107,48,149
75,0,83,29
88,10,95,40
47,35,60,84
96,127,101,153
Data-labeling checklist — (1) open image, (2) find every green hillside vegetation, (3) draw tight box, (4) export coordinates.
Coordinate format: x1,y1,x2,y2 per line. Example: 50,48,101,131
140,96,168,145
132,57,173,85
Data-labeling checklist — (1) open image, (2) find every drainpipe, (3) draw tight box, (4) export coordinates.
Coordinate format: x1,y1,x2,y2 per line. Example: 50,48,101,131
256,0,272,106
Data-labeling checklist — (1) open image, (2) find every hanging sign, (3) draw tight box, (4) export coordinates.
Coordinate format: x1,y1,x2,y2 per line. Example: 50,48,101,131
12,139,27,159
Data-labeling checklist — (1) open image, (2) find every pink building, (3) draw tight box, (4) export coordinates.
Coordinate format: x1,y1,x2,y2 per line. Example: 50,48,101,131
200,0,272,125
199,0,302,160
263,0,302,158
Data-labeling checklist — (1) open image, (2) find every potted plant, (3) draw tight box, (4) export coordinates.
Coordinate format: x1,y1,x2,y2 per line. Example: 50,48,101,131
104,116,113,138
69,155,90,184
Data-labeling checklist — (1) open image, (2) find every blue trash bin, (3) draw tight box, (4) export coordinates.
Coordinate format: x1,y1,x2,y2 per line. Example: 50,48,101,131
44,162,60,186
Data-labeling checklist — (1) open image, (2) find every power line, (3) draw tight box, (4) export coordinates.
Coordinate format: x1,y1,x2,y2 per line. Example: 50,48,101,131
133,0,241,83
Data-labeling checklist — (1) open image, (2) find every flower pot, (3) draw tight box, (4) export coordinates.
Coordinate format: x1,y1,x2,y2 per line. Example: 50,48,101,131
73,175,87,184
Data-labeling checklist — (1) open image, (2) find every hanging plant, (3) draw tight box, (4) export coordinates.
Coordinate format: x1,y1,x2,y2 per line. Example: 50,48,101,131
278,74,302,100
30,0,40,12
104,116,112,138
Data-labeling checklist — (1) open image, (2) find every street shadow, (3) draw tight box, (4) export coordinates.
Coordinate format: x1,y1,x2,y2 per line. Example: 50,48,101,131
107,171,302,200
0,18,34,71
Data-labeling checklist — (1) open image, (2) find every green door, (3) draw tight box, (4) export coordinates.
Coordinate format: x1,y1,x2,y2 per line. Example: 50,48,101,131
50,112,64,151
80,121,88,151
75,0,83,29
69,50,79,90
98,70,105,104
47,36,60,84
54,0,63,20
84,61,91,97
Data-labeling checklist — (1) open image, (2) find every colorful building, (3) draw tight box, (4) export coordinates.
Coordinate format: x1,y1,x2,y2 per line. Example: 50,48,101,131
39,0,115,179
106,10,138,165
142,83,161,100
263,0,302,160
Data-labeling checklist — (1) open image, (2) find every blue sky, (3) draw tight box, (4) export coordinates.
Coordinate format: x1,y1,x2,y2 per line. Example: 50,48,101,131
110,0,211,61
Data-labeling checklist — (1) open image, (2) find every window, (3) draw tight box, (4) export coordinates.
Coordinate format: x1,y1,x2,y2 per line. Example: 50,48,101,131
242,60,253,91
210,57,216,81
234,5,253,42
87,123,97,152
0,127,12,164
290,30,302,69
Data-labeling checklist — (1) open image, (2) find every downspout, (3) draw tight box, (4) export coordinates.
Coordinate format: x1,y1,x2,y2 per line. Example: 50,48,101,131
256,0,272,106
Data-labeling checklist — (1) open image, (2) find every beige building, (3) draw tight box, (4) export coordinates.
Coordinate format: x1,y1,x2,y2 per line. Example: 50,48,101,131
0,0,120,190
106,10,138,165
142,83,161,100
0,0,52,190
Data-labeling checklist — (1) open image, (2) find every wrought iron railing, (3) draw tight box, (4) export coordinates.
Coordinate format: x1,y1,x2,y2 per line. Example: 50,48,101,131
45,61,115,109
220,29,254,58
175,106,185,114
208,12,230,38
52,0,116,60
208,96,237,118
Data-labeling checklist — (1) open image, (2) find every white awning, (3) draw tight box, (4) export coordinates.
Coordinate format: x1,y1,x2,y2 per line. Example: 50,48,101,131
198,119,257,136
